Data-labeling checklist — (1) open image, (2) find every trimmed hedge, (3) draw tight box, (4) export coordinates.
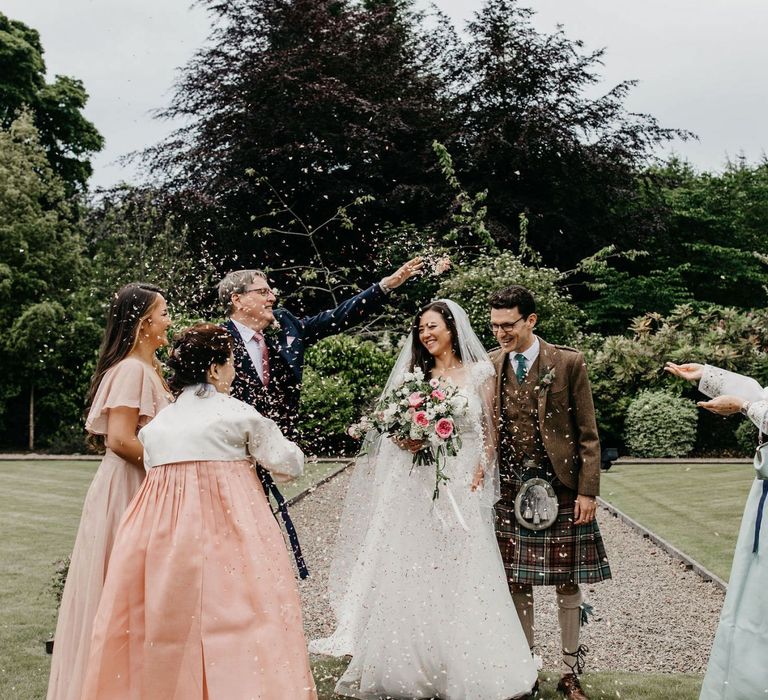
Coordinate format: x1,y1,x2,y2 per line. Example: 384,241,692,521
625,390,698,458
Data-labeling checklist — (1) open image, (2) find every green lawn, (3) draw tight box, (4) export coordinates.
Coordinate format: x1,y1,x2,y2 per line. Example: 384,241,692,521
0,458,346,699
601,462,754,581
2,458,708,699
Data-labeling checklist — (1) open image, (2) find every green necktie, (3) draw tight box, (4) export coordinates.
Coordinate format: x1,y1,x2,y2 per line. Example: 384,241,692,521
514,353,527,383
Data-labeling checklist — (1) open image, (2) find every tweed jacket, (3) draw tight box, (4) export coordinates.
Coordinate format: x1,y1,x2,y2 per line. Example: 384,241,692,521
491,336,601,496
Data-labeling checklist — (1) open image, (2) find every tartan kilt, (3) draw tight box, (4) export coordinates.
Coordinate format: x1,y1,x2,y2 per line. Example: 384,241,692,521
495,475,612,586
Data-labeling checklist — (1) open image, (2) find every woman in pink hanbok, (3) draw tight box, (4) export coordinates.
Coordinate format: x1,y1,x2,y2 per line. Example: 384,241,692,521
47,283,171,700
82,323,317,700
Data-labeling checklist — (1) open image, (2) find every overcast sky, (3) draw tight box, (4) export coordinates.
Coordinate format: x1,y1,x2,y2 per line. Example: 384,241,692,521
4,0,767,189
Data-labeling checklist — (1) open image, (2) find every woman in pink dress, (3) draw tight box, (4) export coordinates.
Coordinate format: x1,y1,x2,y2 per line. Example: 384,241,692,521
47,283,172,700
82,323,317,700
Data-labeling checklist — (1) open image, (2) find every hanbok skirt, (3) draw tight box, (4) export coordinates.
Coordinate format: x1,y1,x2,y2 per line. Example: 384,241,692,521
700,478,768,700
81,459,317,700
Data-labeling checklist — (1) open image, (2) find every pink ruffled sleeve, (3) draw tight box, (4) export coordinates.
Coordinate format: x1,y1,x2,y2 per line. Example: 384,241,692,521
86,358,170,436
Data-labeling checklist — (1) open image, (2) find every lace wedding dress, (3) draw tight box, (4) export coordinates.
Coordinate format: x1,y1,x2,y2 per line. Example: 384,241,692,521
311,351,537,699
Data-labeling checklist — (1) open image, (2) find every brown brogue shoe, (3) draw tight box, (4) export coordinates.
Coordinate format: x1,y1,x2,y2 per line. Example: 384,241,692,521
556,673,589,700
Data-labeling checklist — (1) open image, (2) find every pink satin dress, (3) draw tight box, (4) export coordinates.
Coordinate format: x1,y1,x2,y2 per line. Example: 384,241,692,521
47,358,170,700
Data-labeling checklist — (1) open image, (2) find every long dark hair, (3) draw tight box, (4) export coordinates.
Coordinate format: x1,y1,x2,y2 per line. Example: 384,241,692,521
85,283,164,445
409,301,462,375
167,323,233,397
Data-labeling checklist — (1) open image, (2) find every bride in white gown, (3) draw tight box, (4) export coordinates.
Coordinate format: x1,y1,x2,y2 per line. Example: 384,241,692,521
311,300,537,700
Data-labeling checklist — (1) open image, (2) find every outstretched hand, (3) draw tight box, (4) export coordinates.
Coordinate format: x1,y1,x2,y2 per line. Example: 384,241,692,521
664,362,705,382
697,395,744,416
380,256,425,291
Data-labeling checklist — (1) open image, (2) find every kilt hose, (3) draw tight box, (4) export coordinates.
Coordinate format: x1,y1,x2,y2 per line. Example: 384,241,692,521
495,474,612,586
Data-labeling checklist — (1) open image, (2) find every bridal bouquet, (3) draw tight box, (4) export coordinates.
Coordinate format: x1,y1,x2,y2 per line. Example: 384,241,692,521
349,366,468,499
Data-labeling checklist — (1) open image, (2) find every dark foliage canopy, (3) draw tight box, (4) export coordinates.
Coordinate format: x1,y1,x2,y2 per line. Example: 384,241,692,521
147,0,687,300
147,0,456,298
452,0,689,269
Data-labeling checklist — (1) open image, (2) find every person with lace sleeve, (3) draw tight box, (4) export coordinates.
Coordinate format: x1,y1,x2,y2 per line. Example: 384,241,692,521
666,361,768,700
47,283,172,700
82,323,316,700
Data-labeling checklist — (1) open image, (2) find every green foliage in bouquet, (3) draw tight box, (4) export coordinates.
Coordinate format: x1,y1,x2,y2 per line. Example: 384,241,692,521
299,335,397,454
625,390,698,458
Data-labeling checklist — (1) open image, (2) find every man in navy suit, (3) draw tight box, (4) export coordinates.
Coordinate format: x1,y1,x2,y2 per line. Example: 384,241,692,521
218,258,424,576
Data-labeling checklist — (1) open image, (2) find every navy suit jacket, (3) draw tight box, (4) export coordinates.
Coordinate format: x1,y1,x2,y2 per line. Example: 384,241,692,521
223,282,387,578
225,282,388,434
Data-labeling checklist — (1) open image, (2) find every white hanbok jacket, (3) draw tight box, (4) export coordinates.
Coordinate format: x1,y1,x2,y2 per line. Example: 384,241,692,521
139,384,303,480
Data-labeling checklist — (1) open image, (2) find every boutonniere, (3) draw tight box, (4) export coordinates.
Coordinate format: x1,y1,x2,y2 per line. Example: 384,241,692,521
536,367,556,393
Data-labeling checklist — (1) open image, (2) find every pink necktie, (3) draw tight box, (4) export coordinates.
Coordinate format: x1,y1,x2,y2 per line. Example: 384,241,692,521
253,332,270,385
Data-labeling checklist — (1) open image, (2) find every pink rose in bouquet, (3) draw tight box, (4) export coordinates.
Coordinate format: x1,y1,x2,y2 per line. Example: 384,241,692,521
435,417,454,439
408,391,425,408
413,411,430,427
431,389,446,401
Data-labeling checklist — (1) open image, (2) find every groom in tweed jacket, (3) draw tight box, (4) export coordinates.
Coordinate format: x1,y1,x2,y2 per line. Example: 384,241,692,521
489,285,611,700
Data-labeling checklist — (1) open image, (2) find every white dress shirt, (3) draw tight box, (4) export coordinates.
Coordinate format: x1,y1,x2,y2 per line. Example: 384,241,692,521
232,318,267,382
139,385,304,477
509,336,541,377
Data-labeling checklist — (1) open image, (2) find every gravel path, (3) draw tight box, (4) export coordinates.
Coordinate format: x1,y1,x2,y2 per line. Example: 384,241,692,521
292,467,724,674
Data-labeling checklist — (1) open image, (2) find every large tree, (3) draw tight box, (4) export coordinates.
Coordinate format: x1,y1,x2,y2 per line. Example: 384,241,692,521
83,185,215,312
0,112,99,448
581,158,768,332
147,0,456,306
453,0,688,270
0,12,103,191
642,158,768,308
